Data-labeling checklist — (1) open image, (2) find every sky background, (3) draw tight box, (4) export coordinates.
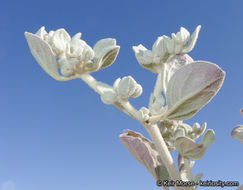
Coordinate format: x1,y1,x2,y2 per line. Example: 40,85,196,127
0,0,243,190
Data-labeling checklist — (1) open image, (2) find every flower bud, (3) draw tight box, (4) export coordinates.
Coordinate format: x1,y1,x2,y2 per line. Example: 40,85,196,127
174,128,185,138
115,76,142,99
100,89,117,105
50,29,71,56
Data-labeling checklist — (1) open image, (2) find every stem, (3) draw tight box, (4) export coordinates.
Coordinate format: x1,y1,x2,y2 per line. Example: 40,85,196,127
148,70,166,122
153,71,164,97
79,73,183,189
145,123,183,190
148,109,167,123
79,73,103,94
184,158,193,181
119,100,141,121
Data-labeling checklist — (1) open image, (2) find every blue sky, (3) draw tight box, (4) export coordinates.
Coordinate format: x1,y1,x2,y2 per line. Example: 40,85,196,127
0,0,243,190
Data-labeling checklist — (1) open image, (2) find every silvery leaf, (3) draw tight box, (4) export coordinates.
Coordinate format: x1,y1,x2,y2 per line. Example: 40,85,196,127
164,61,225,120
35,26,47,39
172,27,190,44
25,32,76,81
51,28,71,56
182,25,201,53
161,54,194,94
120,130,170,180
133,44,162,73
231,125,243,143
175,136,205,159
151,35,168,63
202,129,216,148
93,38,120,70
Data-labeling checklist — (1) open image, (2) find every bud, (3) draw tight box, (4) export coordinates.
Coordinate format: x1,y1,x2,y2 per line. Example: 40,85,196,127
133,25,201,73
50,28,71,56
100,89,117,105
25,32,75,81
115,76,142,99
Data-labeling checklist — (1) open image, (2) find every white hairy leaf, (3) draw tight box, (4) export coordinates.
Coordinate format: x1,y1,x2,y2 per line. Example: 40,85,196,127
161,54,194,94
120,130,170,180
93,38,120,70
202,129,216,148
25,32,76,81
165,61,225,120
175,136,205,159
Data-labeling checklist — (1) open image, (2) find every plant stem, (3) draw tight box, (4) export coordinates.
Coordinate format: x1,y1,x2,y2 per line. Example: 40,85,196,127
145,123,183,190
153,71,164,97
79,73,103,94
79,74,142,121
119,100,140,120
148,70,166,122
148,110,167,123
184,158,193,181
79,73,183,189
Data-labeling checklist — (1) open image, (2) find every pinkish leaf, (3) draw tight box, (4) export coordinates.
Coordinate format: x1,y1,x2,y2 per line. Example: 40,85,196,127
120,130,169,180
165,61,225,120
175,136,206,159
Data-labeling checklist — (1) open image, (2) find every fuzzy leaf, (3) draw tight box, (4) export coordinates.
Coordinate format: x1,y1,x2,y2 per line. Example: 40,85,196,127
25,32,76,81
51,28,71,56
161,54,193,94
93,38,120,70
133,44,162,73
120,130,169,180
202,129,216,148
175,136,205,159
165,61,225,120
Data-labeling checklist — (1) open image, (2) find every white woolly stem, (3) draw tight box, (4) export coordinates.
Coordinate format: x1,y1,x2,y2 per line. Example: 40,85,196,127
184,158,193,181
145,123,183,190
79,73,104,95
79,73,141,121
79,73,183,189
153,71,164,96
119,100,141,121
148,111,167,123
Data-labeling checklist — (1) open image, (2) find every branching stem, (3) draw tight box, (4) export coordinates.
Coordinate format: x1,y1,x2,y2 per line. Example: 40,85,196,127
79,73,183,190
